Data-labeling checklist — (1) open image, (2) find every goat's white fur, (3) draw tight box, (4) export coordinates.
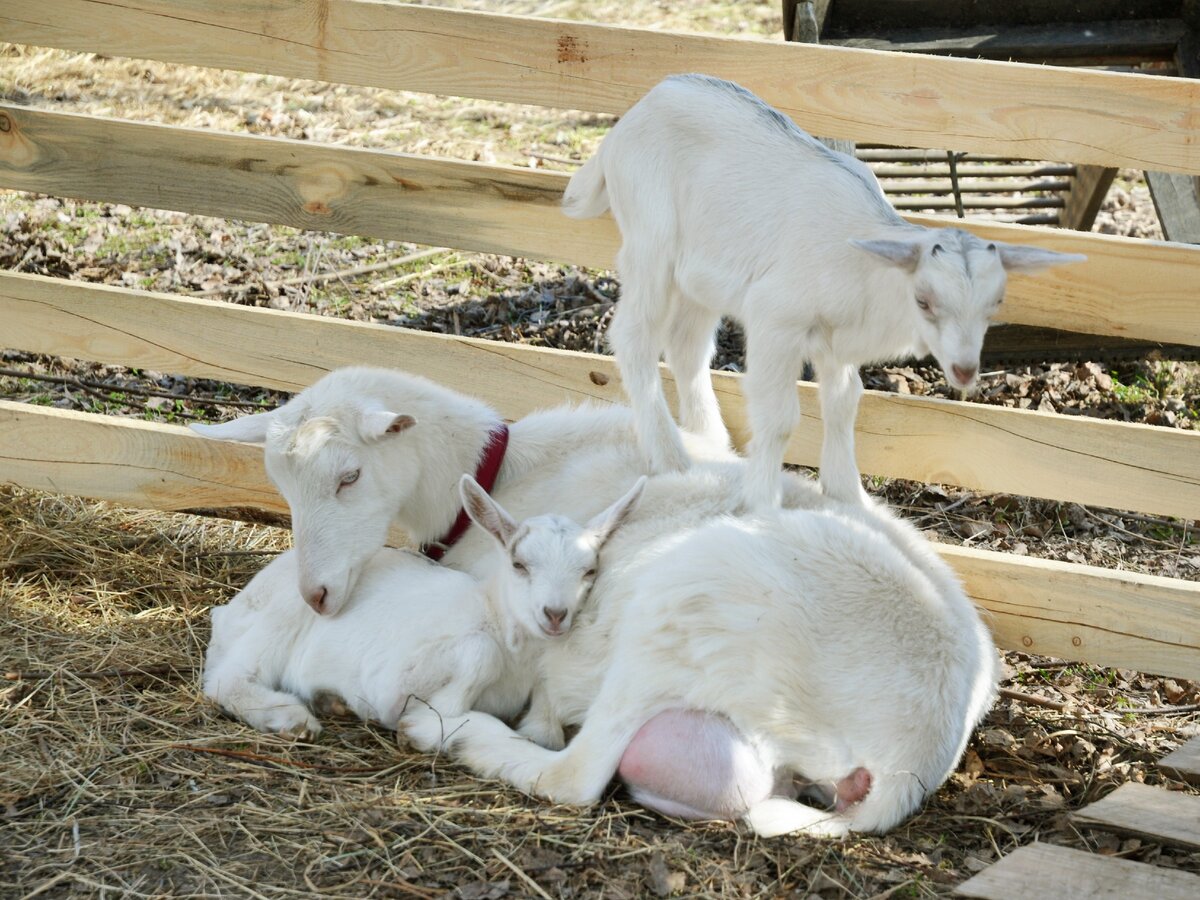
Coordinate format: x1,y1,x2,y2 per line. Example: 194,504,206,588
202,475,647,739
190,366,697,616
403,483,999,837
563,74,1085,509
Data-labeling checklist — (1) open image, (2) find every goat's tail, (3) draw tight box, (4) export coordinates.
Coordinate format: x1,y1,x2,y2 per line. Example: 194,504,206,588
745,770,927,839
562,154,609,219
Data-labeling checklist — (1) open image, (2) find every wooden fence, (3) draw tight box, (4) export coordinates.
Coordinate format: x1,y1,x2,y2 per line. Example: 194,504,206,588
1,1,1199,679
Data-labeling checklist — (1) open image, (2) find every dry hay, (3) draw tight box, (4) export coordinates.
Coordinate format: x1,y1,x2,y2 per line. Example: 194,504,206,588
4,485,1200,898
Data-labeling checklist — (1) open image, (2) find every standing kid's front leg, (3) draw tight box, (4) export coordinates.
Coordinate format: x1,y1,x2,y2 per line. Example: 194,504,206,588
741,321,806,511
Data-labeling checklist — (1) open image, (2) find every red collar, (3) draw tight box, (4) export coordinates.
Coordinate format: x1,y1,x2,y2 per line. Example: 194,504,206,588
421,423,510,561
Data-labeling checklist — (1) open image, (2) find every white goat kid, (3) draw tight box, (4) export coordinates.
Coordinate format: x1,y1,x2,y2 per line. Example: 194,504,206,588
203,475,646,740
563,73,1085,509
190,366,664,616
404,497,999,837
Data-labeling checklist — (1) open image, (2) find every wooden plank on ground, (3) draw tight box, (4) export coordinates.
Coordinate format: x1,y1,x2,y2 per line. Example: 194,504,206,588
2,107,1199,348
956,842,1200,900
4,273,1200,521
1070,782,1200,851
1160,738,1200,787
3,400,1199,679
2,1,1200,173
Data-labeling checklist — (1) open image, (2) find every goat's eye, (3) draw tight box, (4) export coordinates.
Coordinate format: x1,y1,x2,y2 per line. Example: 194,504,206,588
585,567,597,578
916,295,932,313
337,469,360,491
512,560,528,574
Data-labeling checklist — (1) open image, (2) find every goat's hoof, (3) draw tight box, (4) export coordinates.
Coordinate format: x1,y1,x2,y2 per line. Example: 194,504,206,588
399,715,444,754
265,706,322,741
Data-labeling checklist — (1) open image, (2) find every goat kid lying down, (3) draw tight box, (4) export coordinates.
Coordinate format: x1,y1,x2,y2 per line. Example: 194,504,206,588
404,499,999,838
203,475,646,740
564,73,1085,509
191,366,712,618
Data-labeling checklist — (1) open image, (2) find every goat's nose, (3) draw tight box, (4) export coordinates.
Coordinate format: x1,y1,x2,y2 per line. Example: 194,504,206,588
305,586,328,615
951,363,978,386
543,607,568,629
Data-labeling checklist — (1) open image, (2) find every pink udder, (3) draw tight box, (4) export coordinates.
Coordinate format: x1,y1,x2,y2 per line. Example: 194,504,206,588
834,766,872,811
617,709,776,821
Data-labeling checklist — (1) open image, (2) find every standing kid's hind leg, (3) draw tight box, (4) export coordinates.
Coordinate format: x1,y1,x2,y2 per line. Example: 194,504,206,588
608,250,691,474
662,302,729,453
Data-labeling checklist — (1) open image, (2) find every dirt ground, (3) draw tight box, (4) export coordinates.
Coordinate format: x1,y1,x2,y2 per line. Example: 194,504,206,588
2,1,1199,897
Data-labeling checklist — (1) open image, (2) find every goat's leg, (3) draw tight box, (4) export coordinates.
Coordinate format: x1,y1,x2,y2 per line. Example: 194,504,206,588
205,669,321,740
741,322,806,511
608,252,690,474
814,359,870,505
405,702,643,806
662,301,729,452
517,686,566,750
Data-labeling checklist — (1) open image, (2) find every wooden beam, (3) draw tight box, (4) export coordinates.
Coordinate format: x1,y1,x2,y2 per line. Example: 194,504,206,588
4,272,1200,521
980,324,1196,366
1070,783,1200,852
0,104,612,269
1145,23,1200,243
0,401,283,516
958,843,1200,900
823,20,1187,64
891,196,1064,210
881,179,1072,194
2,1,1200,173
1147,170,1200,242
940,544,1200,683
2,106,1199,348
826,1,1183,31
1060,165,1118,231
3,400,1199,679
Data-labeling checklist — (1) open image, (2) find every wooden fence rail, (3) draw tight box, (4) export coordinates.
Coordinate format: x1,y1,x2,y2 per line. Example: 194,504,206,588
4,272,1200,520
3,399,1198,680
2,1,1200,173
3,104,1200,347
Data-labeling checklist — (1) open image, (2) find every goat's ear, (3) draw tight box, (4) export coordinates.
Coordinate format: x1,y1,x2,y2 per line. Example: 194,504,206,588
994,242,1086,273
587,476,647,547
189,408,281,444
459,474,518,546
358,410,417,442
849,238,923,272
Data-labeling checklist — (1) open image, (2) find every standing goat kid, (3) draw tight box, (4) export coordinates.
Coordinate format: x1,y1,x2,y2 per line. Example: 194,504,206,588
564,74,1085,509
203,475,645,740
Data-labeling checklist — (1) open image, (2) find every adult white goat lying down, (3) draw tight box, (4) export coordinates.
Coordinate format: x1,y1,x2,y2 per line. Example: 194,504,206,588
563,73,1085,509
191,366,673,617
404,492,999,838
203,475,646,739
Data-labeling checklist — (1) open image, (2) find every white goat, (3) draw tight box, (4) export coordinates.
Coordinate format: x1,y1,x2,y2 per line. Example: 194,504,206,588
203,474,646,739
563,73,1085,509
190,366,682,616
403,487,999,838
